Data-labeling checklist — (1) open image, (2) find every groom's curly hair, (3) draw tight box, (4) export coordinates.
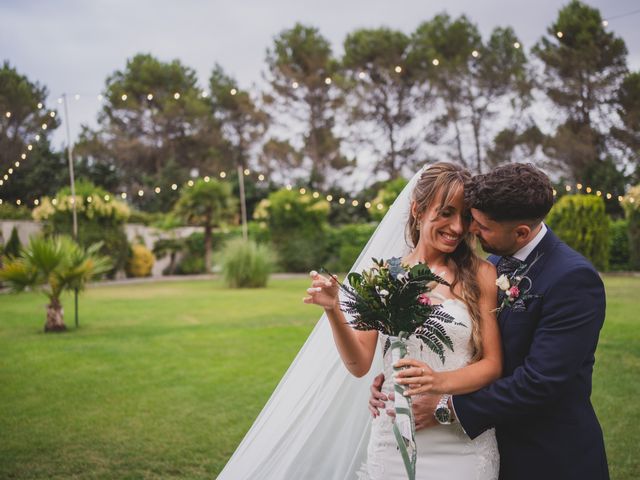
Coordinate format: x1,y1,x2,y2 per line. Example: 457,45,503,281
465,163,554,223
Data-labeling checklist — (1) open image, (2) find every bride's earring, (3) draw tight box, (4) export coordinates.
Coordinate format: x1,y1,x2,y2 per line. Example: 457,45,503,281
416,221,421,230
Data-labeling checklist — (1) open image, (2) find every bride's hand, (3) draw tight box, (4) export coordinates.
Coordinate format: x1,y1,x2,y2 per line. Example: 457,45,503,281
394,359,448,396
303,270,340,311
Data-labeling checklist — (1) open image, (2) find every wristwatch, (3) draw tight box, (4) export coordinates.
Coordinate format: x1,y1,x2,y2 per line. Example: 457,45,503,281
434,394,454,425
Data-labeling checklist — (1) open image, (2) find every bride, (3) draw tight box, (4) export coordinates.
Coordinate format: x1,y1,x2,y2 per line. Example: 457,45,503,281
304,162,501,479
216,163,501,479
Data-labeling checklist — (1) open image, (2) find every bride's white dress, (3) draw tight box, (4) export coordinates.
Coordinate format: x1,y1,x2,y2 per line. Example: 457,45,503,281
357,292,500,480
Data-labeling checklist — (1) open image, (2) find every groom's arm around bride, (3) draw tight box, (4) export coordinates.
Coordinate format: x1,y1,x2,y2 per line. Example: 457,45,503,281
370,164,609,480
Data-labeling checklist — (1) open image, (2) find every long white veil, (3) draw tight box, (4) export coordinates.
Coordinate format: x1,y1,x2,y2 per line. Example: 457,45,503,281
216,166,426,479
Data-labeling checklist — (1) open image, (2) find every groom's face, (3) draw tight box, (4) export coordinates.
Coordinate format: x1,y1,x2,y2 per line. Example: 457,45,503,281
469,208,519,256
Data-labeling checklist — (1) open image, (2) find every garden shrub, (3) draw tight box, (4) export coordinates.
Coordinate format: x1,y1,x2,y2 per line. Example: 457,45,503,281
4,226,22,258
126,244,155,277
33,181,130,277
546,194,609,271
220,238,274,288
254,188,330,272
621,185,640,271
609,219,630,271
0,203,32,220
325,223,378,273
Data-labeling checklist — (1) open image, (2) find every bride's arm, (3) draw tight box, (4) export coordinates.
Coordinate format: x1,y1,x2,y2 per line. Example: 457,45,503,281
304,271,378,378
396,260,503,395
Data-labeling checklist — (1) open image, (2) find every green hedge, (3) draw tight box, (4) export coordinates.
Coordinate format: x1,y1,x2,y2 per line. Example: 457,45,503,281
547,194,609,271
622,185,640,271
609,219,630,271
325,223,378,273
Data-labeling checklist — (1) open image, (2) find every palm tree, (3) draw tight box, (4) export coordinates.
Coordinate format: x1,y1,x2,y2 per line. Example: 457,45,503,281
0,235,111,332
173,179,235,273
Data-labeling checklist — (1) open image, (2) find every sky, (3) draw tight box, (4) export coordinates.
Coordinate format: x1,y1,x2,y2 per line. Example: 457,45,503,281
2,0,639,160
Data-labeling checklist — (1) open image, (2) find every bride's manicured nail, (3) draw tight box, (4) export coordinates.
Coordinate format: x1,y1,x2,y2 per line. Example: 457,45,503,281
309,270,318,277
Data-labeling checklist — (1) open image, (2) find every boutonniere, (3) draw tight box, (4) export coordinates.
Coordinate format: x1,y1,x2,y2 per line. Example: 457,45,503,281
494,253,543,314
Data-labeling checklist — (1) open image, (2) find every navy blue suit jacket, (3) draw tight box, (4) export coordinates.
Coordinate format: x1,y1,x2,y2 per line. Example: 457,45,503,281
453,229,609,480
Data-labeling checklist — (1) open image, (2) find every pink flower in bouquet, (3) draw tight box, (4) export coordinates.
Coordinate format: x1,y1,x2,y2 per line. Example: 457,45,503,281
508,286,520,299
417,293,431,306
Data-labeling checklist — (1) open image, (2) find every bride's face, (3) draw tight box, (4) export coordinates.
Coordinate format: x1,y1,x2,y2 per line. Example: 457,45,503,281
415,186,467,255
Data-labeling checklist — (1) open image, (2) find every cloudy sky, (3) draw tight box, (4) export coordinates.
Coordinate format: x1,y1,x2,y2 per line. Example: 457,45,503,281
2,0,639,150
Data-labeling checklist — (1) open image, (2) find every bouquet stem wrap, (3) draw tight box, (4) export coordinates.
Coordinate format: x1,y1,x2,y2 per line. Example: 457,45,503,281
390,331,416,480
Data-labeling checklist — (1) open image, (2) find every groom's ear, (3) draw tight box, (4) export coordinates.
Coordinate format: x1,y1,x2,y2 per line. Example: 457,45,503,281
514,224,531,241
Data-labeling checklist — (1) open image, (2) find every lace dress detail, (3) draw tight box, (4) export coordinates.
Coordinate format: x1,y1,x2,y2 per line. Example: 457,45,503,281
357,293,499,480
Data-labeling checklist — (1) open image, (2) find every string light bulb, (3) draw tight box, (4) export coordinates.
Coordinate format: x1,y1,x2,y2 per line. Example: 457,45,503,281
244,168,250,175
299,188,306,195
121,193,127,199
557,31,564,38
286,184,292,191
147,93,153,100
138,190,144,197
204,176,210,182
472,50,479,58
174,92,180,99
313,192,320,198
154,187,161,194
104,195,110,201
37,102,43,109
35,134,40,141
432,59,440,66
352,200,359,207
219,171,226,178
258,174,265,181
365,202,371,209
602,20,608,27
514,42,521,49
325,77,332,85
121,94,128,101
171,184,178,190
326,195,333,202
292,81,299,89
376,203,384,210
41,124,47,130
358,71,366,79
5,112,10,118
188,180,194,187
339,197,346,205
49,111,55,118
230,88,237,95
394,65,402,73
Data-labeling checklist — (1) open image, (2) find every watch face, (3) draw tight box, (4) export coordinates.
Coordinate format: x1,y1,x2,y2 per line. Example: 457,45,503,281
435,406,451,424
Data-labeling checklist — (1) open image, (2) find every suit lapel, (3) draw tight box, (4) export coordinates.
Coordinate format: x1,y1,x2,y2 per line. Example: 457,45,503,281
495,229,559,330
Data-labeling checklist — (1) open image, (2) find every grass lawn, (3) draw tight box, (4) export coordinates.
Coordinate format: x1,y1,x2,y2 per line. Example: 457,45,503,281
0,275,638,479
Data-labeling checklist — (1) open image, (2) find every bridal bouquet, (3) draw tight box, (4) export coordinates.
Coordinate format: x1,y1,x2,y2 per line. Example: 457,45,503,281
321,257,457,480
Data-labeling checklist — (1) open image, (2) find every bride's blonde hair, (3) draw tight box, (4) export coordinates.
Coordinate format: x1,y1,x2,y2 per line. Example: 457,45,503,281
406,162,483,361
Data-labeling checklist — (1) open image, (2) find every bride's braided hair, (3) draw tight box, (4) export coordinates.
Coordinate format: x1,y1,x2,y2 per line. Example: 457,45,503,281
406,162,484,362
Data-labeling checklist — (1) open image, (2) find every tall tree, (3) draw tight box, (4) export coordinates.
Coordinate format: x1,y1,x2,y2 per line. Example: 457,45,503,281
0,62,62,203
611,71,640,183
265,23,351,188
341,28,419,179
172,178,235,273
533,0,628,189
76,54,222,210
209,64,269,172
410,15,531,173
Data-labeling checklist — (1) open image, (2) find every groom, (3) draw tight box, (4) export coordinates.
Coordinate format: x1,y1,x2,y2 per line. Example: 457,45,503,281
369,163,609,479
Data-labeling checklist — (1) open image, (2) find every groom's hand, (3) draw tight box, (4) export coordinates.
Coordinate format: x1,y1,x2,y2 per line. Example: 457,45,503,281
368,373,387,418
384,392,439,431
411,394,439,430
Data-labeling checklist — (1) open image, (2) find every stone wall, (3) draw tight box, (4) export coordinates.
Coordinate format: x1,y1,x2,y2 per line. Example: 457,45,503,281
0,220,201,278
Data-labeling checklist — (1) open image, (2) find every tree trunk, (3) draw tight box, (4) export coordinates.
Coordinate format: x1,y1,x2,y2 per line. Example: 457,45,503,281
45,298,67,333
204,221,213,274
